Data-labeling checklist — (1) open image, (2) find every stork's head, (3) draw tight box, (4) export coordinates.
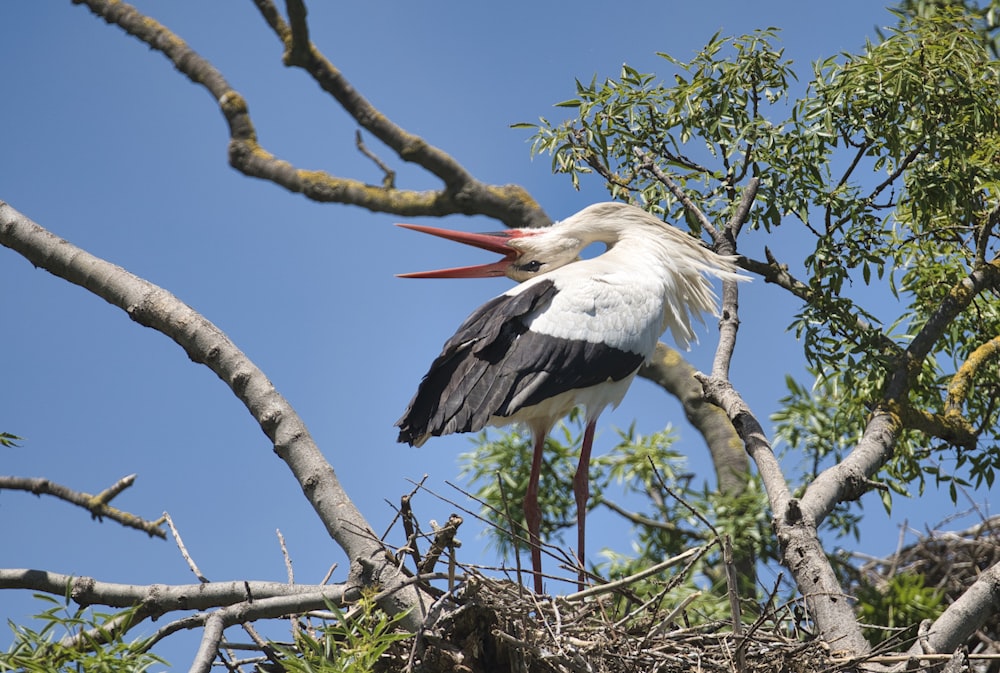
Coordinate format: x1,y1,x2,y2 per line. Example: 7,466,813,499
396,223,582,282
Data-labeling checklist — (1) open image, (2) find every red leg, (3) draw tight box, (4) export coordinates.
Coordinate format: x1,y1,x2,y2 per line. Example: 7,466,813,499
524,432,546,594
572,419,597,590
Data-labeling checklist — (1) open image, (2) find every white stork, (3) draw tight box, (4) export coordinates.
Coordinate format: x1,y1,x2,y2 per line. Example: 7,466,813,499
395,201,745,593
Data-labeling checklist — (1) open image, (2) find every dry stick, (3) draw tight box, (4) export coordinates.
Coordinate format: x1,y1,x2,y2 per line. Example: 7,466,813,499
724,535,746,673
448,538,458,592
420,514,463,577
379,474,428,542
277,529,294,584
91,473,137,506
0,475,166,538
165,513,281,670
277,528,299,643
164,512,208,583
356,130,396,189
435,478,578,586
398,494,424,572
496,472,527,596
648,591,702,639
723,536,742,635
564,547,705,602
319,563,337,586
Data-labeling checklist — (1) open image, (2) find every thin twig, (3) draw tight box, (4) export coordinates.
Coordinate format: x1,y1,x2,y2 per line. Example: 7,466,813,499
563,547,705,602
164,512,209,583
277,529,294,584
277,528,298,644
356,130,396,188
0,474,166,538
496,472,526,597
724,535,746,673
633,147,721,244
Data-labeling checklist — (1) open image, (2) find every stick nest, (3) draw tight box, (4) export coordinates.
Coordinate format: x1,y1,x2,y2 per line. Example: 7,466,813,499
387,574,838,673
375,514,1000,672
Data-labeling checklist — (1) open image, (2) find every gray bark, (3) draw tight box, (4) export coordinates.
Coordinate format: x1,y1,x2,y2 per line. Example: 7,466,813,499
0,200,432,630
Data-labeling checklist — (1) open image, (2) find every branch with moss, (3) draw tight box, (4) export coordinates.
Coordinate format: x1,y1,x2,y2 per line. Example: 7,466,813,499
802,259,1000,529
0,199,432,630
0,474,165,538
946,333,1000,417
74,0,549,229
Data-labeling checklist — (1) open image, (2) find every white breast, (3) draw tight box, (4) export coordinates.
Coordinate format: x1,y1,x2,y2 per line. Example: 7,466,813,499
510,260,665,353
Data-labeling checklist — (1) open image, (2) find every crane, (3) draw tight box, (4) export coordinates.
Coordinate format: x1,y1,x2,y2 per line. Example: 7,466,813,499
395,201,746,593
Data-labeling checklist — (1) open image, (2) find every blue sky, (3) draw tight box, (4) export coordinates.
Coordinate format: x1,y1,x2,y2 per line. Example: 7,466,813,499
1,1,987,667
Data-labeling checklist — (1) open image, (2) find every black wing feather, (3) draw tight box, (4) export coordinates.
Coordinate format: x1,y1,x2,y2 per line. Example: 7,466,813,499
396,278,643,445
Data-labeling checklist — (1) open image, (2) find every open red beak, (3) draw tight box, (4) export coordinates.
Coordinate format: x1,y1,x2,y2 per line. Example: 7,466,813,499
396,223,526,278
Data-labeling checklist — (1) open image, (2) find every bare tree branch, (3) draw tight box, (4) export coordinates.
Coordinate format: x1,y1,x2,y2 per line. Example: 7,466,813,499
638,343,748,494
74,0,550,228
907,559,1000,659
0,474,165,538
711,177,759,380
697,374,870,656
0,199,432,629
0,568,349,612
191,613,225,673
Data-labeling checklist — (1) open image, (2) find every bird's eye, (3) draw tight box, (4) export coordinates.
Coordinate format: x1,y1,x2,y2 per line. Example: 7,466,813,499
518,260,543,273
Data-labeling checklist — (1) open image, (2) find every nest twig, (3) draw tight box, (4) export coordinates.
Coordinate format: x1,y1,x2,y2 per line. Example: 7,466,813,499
383,572,840,673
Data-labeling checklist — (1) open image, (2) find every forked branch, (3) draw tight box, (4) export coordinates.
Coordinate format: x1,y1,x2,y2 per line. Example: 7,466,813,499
0,200,432,629
74,0,550,229
0,474,165,538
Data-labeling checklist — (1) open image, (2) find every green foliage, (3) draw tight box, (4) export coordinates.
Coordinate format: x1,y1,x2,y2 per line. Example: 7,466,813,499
522,6,1000,513
272,595,411,673
522,28,797,231
893,0,1000,56
0,432,22,448
0,595,164,672
504,3,1000,639
458,415,586,555
856,572,945,645
459,418,773,609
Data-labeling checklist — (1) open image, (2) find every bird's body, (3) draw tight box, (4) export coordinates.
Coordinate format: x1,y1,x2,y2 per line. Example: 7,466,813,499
396,202,746,593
